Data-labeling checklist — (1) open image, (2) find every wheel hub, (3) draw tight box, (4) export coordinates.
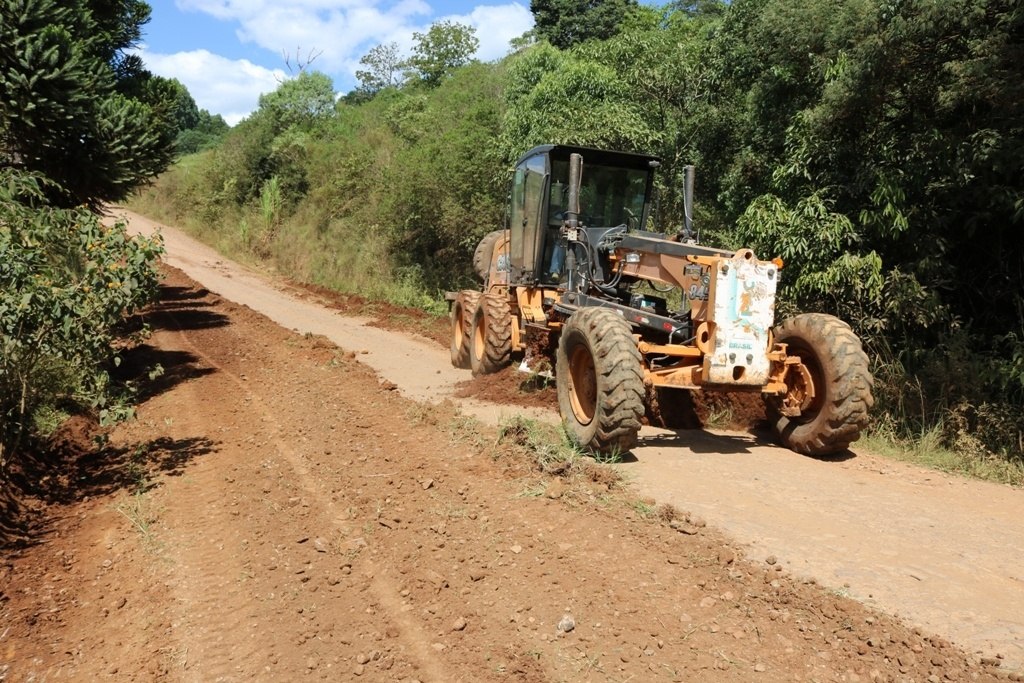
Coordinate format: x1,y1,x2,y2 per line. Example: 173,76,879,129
453,308,465,350
780,362,816,417
568,344,597,425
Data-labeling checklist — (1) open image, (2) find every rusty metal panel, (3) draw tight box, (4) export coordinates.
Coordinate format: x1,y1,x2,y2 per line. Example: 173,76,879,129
704,250,778,386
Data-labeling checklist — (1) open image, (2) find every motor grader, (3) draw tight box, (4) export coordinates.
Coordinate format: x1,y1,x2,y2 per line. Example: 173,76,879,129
448,144,872,456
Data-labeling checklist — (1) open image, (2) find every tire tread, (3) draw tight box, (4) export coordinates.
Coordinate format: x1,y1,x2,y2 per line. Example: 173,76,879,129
557,308,645,454
768,313,873,456
470,293,512,375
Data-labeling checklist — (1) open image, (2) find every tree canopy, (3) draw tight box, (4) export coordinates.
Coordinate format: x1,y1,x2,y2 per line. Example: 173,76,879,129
404,21,480,87
356,42,403,95
530,0,638,48
257,71,336,131
0,0,176,207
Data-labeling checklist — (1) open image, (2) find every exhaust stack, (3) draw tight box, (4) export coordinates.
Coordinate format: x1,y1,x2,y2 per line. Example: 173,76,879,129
683,164,695,240
566,153,582,228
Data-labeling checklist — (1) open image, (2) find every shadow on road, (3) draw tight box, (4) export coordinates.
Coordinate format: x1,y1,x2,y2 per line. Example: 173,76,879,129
159,284,211,302
1,283,227,550
116,345,216,402
633,427,858,461
1,428,218,550
142,307,230,332
130,283,231,332
636,429,766,455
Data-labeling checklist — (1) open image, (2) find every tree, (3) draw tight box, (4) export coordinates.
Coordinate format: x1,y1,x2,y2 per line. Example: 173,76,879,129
500,43,656,161
175,109,229,155
149,77,200,133
509,29,538,54
0,0,174,208
670,0,727,21
530,0,637,49
356,42,403,95
257,70,336,131
404,21,479,87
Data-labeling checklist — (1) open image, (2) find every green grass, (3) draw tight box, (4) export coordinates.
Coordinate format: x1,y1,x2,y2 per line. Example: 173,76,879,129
497,416,586,471
860,425,1024,487
129,179,449,316
32,405,70,437
630,499,656,517
115,491,160,551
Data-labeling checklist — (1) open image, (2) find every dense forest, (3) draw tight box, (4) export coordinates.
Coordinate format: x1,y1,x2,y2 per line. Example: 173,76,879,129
130,0,1020,464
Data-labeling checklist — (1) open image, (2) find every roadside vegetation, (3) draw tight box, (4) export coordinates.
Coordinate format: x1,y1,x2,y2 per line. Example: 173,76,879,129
130,0,1022,472
1,0,174,505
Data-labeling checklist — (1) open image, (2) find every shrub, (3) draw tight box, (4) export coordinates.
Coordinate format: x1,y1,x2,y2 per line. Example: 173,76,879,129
0,171,163,472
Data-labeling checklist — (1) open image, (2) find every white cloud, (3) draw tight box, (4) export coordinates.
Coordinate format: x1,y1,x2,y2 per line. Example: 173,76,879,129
143,2,534,122
175,1,533,87
139,48,286,125
442,4,533,62
176,0,433,75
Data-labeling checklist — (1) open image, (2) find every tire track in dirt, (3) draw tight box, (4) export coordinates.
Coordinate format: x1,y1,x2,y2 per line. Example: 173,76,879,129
148,300,452,682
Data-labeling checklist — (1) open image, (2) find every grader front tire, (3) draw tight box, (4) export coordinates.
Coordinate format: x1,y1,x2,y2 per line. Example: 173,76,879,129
556,308,645,455
450,290,481,369
469,294,512,375
768,313,874,456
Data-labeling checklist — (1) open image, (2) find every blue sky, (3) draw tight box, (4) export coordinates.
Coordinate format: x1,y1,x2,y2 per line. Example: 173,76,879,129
138,1,535,124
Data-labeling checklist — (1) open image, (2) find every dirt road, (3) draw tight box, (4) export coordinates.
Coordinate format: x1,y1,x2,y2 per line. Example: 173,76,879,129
116,209,1024,668
0,209,1019,681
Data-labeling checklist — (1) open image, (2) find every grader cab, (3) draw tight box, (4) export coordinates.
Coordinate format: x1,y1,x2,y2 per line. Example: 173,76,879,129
449,144,872,456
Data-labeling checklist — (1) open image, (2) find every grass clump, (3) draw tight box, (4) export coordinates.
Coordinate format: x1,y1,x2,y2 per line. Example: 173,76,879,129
497,417,584,474
115,491,161,552
496,416,625,492
862,419,1024,487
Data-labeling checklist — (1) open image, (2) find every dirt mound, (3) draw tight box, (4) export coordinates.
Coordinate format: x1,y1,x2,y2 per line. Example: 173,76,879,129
454,366,558,409
1,414,102,549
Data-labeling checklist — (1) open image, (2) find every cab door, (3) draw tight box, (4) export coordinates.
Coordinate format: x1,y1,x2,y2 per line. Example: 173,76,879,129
508,153,547,284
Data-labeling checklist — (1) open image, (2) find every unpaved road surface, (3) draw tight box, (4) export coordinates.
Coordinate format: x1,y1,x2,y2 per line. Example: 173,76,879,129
0,210,1018,682
118,208,1024,667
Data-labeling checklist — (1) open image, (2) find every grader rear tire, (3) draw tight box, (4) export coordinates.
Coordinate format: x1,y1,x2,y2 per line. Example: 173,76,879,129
767,313,873,456
473,230,504,281
469,294,512,375
450,290,481,369
556,308,645,455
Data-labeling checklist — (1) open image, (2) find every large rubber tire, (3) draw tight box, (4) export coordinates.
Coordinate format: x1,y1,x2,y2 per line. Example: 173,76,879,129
767,313,874,456
473,230,505,281
556,308,645,455
450,290,481,369
469,293,512,375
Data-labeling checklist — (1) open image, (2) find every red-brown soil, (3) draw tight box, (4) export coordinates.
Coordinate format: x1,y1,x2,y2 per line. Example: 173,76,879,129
288,278,450,347
454,368,559,410
0,266,1011,682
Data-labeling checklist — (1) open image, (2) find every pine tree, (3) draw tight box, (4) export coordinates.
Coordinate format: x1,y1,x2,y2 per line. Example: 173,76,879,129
0,0,174,208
